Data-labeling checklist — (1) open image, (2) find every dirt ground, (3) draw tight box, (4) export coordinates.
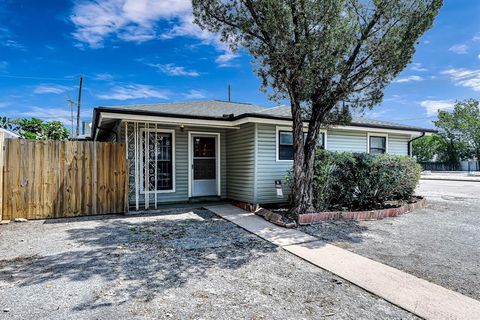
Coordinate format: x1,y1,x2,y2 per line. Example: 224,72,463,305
0,209,417,320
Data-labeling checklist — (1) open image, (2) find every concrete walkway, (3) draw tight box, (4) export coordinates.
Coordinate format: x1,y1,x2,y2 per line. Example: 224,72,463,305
206,204,480,320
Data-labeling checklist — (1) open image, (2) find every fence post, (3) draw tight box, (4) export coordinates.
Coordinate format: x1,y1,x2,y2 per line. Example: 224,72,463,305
0,131,4,221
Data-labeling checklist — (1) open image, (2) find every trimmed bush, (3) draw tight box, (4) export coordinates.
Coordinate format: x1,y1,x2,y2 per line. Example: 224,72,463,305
310,150,421,211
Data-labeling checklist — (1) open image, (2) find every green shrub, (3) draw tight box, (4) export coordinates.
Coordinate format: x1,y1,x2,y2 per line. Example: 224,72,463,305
308,150,421,211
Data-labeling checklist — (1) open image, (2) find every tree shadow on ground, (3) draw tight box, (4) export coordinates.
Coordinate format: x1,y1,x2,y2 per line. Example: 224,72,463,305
0,209,277,311
300,219,369,244
0,209,371,313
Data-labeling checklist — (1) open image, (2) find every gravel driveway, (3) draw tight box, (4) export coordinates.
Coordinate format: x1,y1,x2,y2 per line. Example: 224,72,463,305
301,179,480,301
0,208,416,320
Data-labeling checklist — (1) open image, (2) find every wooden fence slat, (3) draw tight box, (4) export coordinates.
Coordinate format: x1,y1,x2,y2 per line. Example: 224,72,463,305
1,139,128,219
0,131,4,221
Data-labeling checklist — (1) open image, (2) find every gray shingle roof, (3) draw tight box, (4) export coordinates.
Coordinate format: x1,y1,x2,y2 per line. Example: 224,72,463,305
255,105,434,132
99,100,265,117
97,100,434,132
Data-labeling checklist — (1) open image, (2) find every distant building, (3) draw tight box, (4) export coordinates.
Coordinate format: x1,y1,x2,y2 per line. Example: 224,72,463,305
82,121,92,136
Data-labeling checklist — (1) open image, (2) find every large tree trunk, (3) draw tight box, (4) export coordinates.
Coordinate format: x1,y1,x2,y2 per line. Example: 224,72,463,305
289,97,320,218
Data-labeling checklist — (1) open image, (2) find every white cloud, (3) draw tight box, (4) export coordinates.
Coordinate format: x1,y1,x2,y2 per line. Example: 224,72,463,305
19,107,91,125
410,63,427,72
97,84,170,100
146,63,199,76
34,84,72,94
384,94,408,105
394,75,424,83
70,1,238,64
93,73,114,81
473,33,480,42
420,100,455,116
441,68,480,92
0,27,25,50
183,89,206,99
0,101,11,108
449,44,468,54
70,0,191,48
364,110,387,119
161,14,239,64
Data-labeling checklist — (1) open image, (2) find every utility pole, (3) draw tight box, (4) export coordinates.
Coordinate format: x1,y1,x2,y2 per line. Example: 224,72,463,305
228,82,231,102
66,96,75,138
76,76,83,137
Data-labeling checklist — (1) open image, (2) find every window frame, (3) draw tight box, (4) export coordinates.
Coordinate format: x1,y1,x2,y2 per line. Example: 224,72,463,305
139,128,176,194
367,132,388,155
275,126,327,162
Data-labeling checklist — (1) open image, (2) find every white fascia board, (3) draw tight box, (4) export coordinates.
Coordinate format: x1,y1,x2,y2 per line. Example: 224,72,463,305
99,112,427,136
99,112,240,130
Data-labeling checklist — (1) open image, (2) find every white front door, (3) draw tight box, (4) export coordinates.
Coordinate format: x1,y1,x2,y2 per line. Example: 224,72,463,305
191,135,218,197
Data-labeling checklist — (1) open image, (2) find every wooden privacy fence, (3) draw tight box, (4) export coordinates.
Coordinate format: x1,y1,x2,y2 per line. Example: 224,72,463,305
1,139,128,220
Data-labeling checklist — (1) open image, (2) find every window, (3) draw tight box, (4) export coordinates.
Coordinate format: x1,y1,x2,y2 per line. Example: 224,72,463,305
142,130,173,191
369,136,387,154
278,131,294,160
278,131,326,161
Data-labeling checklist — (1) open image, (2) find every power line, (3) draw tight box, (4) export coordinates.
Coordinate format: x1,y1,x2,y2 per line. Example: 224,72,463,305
0,74,79,81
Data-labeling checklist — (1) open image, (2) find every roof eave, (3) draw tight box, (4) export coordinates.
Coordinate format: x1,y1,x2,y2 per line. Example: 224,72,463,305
92,107,436,137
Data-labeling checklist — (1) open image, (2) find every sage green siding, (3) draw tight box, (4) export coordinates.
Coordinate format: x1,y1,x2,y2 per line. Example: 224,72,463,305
119,120,412,207
254,125,412,204
119,122,226,206
327,129,368,152
226,123,256,203
388,134,410,155
255,124,292,204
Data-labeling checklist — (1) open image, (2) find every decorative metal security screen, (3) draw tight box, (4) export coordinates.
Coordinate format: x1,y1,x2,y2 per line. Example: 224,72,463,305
142,131,173,191
125,122,175,211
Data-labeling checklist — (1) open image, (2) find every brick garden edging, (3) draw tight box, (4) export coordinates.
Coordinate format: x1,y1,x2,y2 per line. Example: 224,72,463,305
297,197,426,225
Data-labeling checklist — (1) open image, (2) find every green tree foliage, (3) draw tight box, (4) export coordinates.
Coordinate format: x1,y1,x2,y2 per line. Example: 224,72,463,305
44,121,71,141
13,118,70,141
435,99,480,160
0,116,14,130
412,135,439,162
413,134,470,167
192,0,443,216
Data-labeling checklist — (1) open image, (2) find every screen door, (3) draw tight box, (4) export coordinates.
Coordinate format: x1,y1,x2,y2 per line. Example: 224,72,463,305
192,136,217,196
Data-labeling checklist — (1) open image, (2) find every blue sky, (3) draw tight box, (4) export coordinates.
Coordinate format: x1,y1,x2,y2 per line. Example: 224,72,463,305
0,0,479,131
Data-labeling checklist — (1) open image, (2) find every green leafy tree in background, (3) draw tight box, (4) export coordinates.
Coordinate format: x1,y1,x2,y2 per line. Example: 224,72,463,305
15,118,45,140
412,134,469,168
4,117,70,141
0,116,15,130
435,99,480,160
43,121,70,141
412,135,439,162
192,0,442,216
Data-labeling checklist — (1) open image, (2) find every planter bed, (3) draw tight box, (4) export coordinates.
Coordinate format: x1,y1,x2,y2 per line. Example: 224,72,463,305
297,196,426,225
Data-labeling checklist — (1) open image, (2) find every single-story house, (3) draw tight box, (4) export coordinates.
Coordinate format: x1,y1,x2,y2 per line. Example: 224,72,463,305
91,100,435,210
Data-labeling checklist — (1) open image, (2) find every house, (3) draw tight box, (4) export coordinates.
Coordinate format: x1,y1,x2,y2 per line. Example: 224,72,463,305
91,100,435,210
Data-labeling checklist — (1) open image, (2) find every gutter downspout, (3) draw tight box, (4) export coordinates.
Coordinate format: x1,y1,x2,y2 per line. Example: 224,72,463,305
408,132,426,157
95,125,119,142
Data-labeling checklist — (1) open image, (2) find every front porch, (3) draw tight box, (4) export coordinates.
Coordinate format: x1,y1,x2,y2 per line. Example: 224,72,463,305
122,121,228,210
